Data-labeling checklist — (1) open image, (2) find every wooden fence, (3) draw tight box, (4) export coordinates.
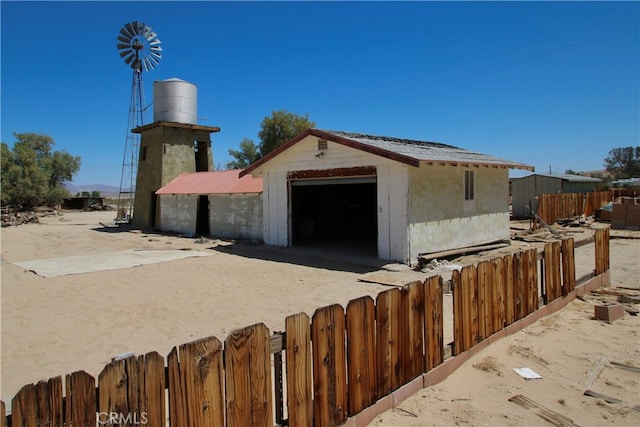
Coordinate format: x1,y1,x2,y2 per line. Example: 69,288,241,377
535,190,611,227
2,232,611,427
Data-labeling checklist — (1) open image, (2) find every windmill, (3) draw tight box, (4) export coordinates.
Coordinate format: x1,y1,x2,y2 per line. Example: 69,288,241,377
115,21,162,223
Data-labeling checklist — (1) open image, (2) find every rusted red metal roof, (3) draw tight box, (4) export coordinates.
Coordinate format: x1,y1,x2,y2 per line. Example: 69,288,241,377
156,169,262,195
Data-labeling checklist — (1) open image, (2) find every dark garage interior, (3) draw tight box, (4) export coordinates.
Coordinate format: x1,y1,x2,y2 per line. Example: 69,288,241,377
291,181,377,253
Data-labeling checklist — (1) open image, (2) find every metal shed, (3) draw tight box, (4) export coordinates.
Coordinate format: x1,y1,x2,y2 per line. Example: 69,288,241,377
511,173,602,219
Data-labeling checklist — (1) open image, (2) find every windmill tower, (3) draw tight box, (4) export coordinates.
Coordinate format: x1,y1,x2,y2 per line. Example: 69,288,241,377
115,21,162,223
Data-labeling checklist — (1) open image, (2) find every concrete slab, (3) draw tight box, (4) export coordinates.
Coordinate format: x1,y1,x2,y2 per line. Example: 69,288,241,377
14,249,214,278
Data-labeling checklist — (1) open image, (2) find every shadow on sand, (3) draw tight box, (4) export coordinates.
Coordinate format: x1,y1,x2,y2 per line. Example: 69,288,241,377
91,223,391,274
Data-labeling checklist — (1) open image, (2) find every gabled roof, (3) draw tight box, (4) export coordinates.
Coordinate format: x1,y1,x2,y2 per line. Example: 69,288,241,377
514,173,602,183
156,170,262,195
241,129,534,176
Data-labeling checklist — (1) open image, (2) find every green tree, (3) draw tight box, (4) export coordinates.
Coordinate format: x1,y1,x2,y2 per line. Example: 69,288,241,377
604,146,640,179
91,191,101,198
1,132,81,208
227,138,260,169
257,110,315,157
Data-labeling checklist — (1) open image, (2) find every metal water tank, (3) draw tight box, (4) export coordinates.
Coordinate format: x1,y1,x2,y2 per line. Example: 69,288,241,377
153,78,197,124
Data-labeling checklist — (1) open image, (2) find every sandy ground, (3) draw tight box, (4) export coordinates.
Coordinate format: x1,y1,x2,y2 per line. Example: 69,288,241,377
1,210,639,425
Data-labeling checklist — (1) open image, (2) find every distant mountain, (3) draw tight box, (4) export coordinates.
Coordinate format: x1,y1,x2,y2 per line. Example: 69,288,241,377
65,183,121,197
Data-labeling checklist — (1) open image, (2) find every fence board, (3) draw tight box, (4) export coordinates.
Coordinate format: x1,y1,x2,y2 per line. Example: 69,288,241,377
452,265,477,354
424,275,444,370
595,228,610,275
451,270,463,356
98,359,131,425
141,352,166,427
513,252,525,320
503,254,516,325
585,191,612,216
376,288,402,394
346,296,377,415
312,304,347,427
544,242,562,302
11,384,37,427
41,377,63,426
477,261,491,340
225,323,272,427
525,249,539,315
463,265,478,350
561,238,576,295
167,347,187,426
403,281,425,381
65,371,96,426
494,257,506,332
285,313,312,427
176,336,225,427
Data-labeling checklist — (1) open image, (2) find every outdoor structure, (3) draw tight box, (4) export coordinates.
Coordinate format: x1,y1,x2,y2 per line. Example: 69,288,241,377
131,78,220,229
155,169,263,240
241,129,533,264
511,173,603,219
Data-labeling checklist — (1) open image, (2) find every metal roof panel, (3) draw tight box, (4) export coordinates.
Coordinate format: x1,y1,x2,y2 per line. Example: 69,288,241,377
156,170,263,195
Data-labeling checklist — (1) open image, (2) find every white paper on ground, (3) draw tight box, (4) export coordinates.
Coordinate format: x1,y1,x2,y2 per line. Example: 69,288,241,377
513,367,542,379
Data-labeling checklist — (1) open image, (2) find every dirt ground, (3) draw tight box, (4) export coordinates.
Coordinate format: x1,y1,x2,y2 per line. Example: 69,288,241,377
1,210,638,425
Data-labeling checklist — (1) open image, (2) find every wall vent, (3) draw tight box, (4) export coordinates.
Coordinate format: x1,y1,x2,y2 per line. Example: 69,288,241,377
318,139,328,151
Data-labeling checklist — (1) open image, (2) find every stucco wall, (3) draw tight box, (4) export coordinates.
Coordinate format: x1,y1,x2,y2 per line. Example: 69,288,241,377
157,194,198,235
133,126,213,228
210,194,263,241
407,164,510,261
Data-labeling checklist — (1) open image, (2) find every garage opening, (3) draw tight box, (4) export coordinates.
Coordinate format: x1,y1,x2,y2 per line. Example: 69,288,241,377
291,177,377,256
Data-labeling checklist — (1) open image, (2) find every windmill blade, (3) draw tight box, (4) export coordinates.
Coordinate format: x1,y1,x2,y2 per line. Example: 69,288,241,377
117,42,133,51
117,36,133,47
123,52,137,65
149,52,162,62
119,25,135,40
119,48,134,58
149,39,162,47
145,30,158,41
147,55,160,68
134,22,146,35
125,22,139,37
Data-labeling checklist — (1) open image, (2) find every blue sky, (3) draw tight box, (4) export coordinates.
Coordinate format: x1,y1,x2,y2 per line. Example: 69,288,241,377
2,1,638,187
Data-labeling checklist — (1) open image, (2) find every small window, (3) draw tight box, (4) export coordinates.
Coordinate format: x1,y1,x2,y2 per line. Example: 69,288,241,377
465,170,475,200
140,145,147,161
318,139,328,151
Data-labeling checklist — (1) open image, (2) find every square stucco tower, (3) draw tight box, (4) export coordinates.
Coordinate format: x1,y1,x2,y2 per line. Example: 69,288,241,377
131,78,220,228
